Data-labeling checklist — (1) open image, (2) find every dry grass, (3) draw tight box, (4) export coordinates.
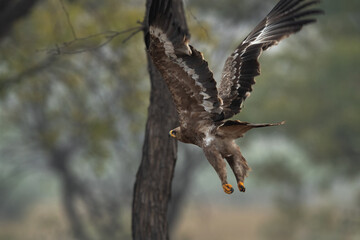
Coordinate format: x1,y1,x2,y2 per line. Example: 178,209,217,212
3,201,356,240
0,202,70,240
173,204,273,240
0,201,273,240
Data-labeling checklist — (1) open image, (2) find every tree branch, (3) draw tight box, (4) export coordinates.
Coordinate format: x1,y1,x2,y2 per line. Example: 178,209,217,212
59,0,78,40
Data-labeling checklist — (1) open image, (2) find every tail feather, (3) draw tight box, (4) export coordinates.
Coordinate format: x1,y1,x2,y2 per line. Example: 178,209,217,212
246,121,285,128
216,120,285,138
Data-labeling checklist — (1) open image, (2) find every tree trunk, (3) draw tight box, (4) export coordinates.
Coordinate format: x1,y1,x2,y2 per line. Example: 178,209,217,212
61,172,90,240
50,150,91,240
132,0,189,239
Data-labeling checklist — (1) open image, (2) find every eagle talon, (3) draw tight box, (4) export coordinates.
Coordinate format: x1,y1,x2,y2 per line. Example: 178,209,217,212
222,184,234,194
238,182,246,192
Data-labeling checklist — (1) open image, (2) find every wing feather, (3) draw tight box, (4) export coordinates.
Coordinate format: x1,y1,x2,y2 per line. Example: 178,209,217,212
147,0,224,125
218,0,323,119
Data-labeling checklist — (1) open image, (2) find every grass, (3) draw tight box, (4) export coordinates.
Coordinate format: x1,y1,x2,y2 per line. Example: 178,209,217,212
173,204,273,240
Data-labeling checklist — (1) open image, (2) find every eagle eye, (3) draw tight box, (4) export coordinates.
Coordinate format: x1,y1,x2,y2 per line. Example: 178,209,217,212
169,130,176,138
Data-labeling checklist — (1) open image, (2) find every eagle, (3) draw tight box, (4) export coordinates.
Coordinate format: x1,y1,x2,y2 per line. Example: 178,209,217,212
146,0,322,194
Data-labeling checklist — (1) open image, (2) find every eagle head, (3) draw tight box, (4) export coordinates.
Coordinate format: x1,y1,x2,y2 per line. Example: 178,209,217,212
169,127,182,140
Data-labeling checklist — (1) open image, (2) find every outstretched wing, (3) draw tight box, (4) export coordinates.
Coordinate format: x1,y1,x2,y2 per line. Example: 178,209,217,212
218,0,323,119
147,0,224,126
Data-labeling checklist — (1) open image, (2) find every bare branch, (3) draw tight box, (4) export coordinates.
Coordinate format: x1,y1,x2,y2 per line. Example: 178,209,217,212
40,27,143,55
187,7,210,40
122,27,143,44
59,0,78,40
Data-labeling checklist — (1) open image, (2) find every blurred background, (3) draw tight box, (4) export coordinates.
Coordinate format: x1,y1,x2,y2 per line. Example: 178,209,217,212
0,0,359,239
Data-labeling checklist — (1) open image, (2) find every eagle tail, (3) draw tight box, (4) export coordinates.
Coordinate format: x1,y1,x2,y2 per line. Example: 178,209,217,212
245,121,285,128
217,120,285,139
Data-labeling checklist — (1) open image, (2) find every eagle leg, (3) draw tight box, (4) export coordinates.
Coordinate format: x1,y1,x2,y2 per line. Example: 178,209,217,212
225,149,250,193
203,148,233,194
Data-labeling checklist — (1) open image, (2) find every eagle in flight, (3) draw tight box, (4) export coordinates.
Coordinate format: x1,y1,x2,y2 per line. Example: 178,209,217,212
146,0,322,194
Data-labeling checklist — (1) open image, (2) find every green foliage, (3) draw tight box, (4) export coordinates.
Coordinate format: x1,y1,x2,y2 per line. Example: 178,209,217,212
1,0,148,159
187,0,274,23
0,0,147,238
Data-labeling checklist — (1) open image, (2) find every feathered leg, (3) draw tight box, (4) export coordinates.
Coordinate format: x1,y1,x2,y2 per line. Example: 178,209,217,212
225,155,249,192
223,143,250,192
203,148,233,194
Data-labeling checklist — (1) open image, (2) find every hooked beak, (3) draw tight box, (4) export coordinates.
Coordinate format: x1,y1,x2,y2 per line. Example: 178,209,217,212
169,130,176,138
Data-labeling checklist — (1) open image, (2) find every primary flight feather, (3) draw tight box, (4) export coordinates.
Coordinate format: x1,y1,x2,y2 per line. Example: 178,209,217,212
146,0,322,194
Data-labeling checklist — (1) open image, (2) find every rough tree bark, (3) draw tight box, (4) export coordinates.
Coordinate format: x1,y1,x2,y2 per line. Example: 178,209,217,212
132,0,189,239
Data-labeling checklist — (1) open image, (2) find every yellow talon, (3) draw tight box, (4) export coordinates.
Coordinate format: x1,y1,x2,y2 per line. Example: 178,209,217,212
238,181,246,192
222,184,234,194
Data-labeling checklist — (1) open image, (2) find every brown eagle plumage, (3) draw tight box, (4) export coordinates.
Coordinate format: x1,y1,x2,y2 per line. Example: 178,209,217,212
146,0,322,194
